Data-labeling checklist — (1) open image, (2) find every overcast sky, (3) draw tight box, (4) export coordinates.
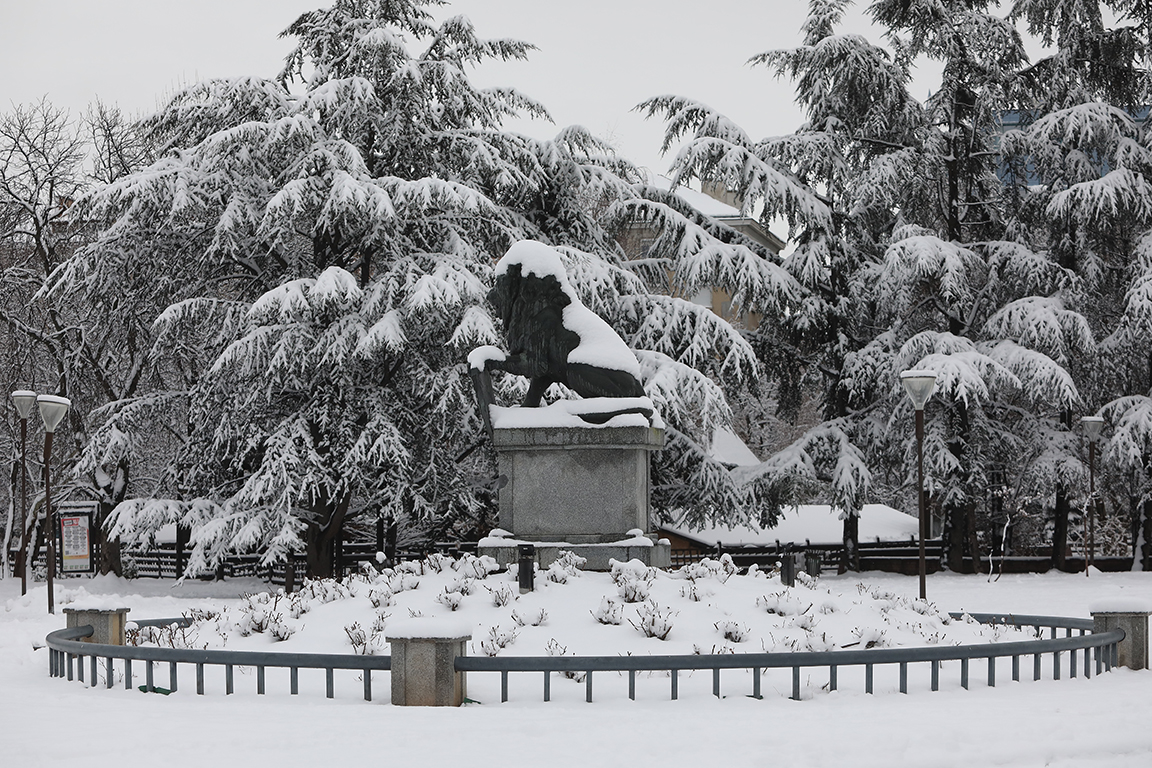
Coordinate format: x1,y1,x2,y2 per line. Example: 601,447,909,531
0,0,905,176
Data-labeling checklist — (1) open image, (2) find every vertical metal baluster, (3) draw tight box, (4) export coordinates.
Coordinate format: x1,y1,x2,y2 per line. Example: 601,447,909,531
792,667,801,700
91,656,98,688
713,668,721,698
865,664,873,694
170,661,178,693
899,662,908,694
585,670,592,703
291,667,298,695
146,659,154,692
501,670,508,703
753,666,762,699
961,658,969,690
671,669,678,700
543,671,550,702
77,655,84,683
124,658,133,690
987,657,995,687
107,657,114,689
1011,655,1019,682
829,665,837,693
1034,653,1041,681
363,670,371,702
931,660,939,691
325,668,333,699
1053,651,1061,680
257,666,265,695
1070,648,1077,678
67,654,73,681
628,670,636,701
196,663,205,695
226,664,234,695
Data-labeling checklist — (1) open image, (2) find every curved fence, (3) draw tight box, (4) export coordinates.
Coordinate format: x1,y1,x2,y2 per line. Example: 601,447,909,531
47,612,1124,704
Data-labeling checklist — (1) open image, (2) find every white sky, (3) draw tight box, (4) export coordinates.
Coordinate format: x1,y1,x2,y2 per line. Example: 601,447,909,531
0,0,894,176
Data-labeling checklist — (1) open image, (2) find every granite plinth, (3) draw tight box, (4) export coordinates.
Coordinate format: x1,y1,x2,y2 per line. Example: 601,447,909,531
63,607,130,646
492,424,664,542
1092,609,1150,670
386,634,469,706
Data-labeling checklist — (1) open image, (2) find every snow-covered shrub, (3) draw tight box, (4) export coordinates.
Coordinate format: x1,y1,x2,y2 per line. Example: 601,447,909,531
448,576,475,596
630,601,677,640
679,555,736,583
714,620,750,643
423,553,452,573
288,593,310,619
345,622,369,654
609,558,655,586
512,608,548,627
479,626,519,657
591,597,624,625
371,611,389,635
618,578,650,603
485,583,516,607
757,593,812,616
300,579,352,604
545,639,585,682
453,553,500,579
550,550,586,579
679,583,712,602
368,586,394,609
436,589,464,612
849,626,887,649
269,616,296,642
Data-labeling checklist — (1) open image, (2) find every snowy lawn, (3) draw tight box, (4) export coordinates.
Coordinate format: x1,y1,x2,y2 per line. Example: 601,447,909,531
3,565,1151,767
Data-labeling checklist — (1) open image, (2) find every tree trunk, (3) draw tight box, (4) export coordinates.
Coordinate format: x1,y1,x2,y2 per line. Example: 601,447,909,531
304,491,352,579
841,513,860,573
945,502,967,572
1052,487,1070,571
965,502,982,574
1139,500,1152,571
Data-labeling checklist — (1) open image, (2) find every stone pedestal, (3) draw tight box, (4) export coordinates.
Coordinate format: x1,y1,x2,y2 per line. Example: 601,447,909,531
1092,609,1151,670
63,607,130,645
480,424,669,570
387,634,469,706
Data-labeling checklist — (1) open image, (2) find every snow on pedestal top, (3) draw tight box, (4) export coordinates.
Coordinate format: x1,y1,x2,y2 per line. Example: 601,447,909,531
494,240,642,378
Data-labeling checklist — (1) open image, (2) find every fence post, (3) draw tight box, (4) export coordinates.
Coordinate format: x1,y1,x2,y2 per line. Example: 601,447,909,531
1091,602,1151,671
387,619,471,706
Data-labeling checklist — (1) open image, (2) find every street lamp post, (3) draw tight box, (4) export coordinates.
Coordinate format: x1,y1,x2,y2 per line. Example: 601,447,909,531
37,394,71,614
901,370,938,601
10,390,37,596
1082,416,1105,578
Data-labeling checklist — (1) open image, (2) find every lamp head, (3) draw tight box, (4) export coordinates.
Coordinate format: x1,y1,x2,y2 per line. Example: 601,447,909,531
36,395,71,433
11,390,37,420
900,370,938,411
1081,415,1105,444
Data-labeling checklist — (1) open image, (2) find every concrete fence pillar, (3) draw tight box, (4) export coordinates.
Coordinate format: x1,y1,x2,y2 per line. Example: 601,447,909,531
1091,600,1151,671
63,607,130,645
387,619,472,706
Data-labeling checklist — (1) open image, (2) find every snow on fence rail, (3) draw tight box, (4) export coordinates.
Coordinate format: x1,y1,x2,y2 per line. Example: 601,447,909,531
46,613,1125,703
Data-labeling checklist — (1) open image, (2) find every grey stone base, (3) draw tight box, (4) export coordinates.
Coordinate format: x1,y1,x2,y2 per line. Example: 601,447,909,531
386,635,469,706
63,607,130,645
479,540,671,571
1092,610,1150,670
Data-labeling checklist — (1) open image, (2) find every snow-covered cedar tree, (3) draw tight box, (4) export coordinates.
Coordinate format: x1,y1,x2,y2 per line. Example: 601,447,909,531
55,0,768,577
642,0,1134,571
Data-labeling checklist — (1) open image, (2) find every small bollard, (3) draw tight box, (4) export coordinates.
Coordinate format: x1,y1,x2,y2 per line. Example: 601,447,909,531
780,553,798,587
805,551,822,577
518,544,535,594
1091,601,1151,670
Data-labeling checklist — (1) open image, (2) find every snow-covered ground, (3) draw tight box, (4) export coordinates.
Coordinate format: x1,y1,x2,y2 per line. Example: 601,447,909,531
3,566,1151,767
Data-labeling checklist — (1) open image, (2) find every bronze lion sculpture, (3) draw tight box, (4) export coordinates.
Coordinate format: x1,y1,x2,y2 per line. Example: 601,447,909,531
470,241,649,430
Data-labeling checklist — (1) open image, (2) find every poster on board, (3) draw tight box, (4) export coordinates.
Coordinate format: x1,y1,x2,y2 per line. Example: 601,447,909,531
58,502,97,574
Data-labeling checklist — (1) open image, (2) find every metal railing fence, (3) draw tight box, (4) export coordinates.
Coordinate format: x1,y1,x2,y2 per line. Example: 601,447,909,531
46,612,1124,704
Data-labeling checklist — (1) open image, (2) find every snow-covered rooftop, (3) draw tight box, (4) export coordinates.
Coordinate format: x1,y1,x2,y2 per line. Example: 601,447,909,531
665,503,919,547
